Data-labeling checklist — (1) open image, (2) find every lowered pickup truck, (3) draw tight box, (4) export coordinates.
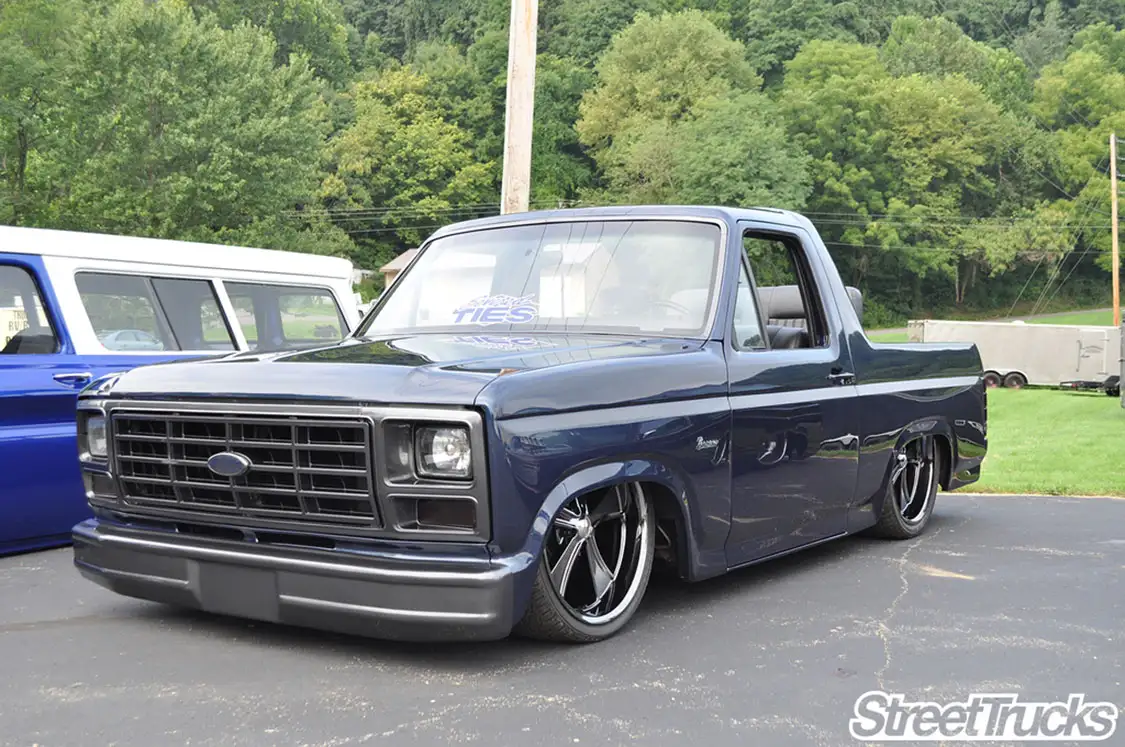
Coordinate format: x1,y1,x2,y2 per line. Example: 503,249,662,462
71,206,987,643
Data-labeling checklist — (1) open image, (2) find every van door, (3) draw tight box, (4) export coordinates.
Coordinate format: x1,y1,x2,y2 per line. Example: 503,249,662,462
0,263,243,554
0,255,97,554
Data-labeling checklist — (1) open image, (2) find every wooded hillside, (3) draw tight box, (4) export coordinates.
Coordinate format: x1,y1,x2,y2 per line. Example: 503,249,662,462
2,0,1123,324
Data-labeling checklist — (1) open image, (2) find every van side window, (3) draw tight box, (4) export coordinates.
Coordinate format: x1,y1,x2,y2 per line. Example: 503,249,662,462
150,278,236,351
0,264,58,355
75,272,235,352
224,282,347,350
743,233,830,349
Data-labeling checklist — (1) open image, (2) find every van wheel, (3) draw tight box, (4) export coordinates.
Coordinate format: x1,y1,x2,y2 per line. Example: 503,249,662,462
1003,372,1028,389
514,483,656,643
982,371,1002,388
868,435,941,540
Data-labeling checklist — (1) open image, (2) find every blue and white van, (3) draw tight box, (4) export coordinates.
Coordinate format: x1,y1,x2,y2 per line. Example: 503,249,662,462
1,225,361,555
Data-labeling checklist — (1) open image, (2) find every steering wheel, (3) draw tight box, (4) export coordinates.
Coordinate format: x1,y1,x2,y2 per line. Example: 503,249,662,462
651,299,692,316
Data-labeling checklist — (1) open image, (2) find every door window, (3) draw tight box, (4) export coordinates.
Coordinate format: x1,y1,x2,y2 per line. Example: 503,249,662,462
75,272,235,351
224,282,347,350
742,233,830,350
0,264,58,355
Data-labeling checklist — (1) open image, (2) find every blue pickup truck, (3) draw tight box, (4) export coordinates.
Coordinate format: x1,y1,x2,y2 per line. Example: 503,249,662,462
0,226,359,555
70,206,987,643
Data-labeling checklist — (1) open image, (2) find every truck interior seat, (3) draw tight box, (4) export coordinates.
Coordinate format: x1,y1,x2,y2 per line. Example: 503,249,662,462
758,285,810,349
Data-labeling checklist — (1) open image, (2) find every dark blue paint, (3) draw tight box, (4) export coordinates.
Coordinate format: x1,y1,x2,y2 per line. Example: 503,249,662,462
76,205,988,633
0,253,212,555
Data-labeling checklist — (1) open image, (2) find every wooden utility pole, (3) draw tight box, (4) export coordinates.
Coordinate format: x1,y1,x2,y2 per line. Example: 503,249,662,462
499,0,538,215
1112,132,1120,327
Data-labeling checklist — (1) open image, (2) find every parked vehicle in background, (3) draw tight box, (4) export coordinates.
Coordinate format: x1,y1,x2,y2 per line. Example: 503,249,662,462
907,318,1121,390
0,225,360,556
97,329,165,351
71,205,988,644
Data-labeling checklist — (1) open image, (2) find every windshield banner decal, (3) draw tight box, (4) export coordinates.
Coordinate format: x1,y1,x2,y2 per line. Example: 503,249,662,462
452,294,538,325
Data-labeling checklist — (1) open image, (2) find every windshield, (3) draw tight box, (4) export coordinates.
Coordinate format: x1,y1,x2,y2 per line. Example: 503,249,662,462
360,219,724,338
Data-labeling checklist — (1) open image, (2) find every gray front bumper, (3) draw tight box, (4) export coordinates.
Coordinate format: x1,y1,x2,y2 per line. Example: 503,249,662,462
72,520,516,642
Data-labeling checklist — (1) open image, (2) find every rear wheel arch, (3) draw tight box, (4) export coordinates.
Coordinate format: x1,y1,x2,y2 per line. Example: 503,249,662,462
934,432,955,490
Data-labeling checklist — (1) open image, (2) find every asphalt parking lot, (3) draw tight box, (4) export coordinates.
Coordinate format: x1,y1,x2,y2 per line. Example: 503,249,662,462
1,492,1122,747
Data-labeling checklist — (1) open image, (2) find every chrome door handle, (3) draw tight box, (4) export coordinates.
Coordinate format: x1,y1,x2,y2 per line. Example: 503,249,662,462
53,372,92,388
827,371,856,385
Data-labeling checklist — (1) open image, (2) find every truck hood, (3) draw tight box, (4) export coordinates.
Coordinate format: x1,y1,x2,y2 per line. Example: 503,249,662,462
102,333,706,410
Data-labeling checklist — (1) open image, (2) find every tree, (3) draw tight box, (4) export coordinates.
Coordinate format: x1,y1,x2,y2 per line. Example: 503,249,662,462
0,0,84,223
881,15,1033,111
781,39,1017,305
321,67,495,255
598,93,813,208
190,0,353,85
576,10,760,162
34,0,333,247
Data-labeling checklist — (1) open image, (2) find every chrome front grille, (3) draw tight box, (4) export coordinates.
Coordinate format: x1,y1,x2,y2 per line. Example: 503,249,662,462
110,410,380,528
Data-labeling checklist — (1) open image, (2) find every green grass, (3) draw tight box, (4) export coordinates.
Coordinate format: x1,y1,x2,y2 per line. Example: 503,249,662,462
958,388,1125,497
866,329,909,343
1027,309,1115,326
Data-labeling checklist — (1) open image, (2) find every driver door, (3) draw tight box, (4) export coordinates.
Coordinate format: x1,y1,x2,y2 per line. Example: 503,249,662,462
723,226,860,566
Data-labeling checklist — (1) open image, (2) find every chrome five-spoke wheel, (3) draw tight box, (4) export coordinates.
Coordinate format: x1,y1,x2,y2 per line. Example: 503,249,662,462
514,483,656,642
869,434,941,539
892,434,936,527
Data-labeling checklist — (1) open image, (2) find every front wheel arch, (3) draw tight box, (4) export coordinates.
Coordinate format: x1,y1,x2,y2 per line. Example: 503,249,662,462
521,459,699,565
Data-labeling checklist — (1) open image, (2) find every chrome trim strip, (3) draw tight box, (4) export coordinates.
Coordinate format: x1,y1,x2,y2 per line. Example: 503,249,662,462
855,375,981,396
277,595,495,623
74,560,191,589
73,523,503,586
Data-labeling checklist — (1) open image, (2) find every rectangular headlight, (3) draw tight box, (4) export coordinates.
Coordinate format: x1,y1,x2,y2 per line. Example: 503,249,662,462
415,425,472,480
86,415,107,459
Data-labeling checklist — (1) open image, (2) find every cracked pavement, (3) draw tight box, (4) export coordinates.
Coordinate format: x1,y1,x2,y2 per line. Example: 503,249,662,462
1,492,1123,747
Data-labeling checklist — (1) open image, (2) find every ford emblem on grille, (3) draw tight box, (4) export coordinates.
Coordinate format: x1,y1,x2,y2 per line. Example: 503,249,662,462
207,451,252,478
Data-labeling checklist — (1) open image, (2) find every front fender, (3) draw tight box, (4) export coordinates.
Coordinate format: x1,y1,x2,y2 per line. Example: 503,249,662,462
501,457,722,624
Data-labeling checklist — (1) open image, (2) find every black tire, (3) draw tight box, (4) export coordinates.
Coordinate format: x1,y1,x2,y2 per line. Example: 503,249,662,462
1003,371,1028,389
982,371,1002,389
868,434,942,540
514,483,656,643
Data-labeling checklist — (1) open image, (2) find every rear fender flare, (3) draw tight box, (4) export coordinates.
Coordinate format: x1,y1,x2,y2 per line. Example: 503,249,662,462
876,418,957,512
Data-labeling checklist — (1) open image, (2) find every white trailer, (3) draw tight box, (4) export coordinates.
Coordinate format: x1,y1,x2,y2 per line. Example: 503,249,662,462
906,318,1122,391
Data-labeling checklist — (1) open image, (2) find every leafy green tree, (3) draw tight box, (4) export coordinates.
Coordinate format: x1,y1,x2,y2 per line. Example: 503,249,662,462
540,0,670,64
34,0,333,246
1032,22,1125,272
781,39,1021,304
190,0,353,85
530,55,597,204
597,93,812,208
321,67,495,252
1014,0,1073,72
0,0,84,223
881,15,1033,110
576,10,760,160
